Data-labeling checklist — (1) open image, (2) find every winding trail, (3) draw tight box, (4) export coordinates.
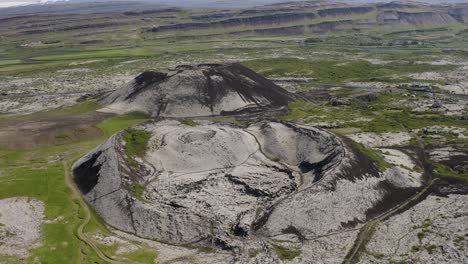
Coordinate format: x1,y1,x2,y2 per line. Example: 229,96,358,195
62,160,139,264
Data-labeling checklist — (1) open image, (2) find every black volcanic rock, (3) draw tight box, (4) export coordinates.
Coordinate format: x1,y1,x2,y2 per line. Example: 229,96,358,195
356,93,379,102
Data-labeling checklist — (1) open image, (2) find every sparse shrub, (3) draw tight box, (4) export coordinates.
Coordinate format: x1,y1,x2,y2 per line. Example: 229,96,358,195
425,244,437,254
181,118,199,127
417,232,425,241
411,245,420,252
209,116,240,124
123,128,152,168
55,133,72,140
248,249,259,258
433,163,468,181
422,219,432,229
131,183,146,202
352,142,389,172
271,243,301,260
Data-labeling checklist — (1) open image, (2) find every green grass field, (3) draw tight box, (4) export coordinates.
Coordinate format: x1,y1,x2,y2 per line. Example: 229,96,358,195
31,47,160,61
243,58,457,84
283,94,468,134
0,105,150,263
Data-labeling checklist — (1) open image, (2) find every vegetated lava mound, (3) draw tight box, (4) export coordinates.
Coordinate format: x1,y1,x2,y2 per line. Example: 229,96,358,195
100,63,296,117
72,120,346,247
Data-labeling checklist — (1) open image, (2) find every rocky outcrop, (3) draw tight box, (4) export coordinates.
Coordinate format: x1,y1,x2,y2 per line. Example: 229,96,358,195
239,8,300,16
253,25,305,35
190,12,235,20
377,11,458,25
228,25,305,37
61,22,128,31
318,6,375,17
377,1,420,10
100,63,296,117
16,21,128,35
170,25,306,40
123,8,181,16
145,13,316,33
309,20,355,32
449,6,468,23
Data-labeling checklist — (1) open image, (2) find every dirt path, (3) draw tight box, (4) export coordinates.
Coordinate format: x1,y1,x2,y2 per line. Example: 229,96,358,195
62,160,139,264
342,178,437,264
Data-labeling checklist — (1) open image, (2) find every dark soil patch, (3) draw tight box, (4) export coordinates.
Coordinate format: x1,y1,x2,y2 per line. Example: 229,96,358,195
432,176,468,196
365,182,419,220
365,145,434,221
0,112,111,149
296,89,332,102
430,146,468,173
336,136,381,182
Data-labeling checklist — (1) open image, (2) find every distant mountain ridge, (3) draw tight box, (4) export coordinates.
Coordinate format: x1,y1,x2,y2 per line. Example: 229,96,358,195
1,0,467,38
0,0,298,9
2,0,467,14
0,0,167,17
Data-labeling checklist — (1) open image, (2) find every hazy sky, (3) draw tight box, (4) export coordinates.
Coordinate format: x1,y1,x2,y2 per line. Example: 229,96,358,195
0,0,38,8
0,0,466,9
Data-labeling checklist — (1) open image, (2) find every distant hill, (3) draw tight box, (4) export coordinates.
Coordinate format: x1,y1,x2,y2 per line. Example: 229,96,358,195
100,63,296,117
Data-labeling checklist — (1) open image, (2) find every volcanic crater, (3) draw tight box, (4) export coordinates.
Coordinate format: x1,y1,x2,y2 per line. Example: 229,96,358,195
74,119,346,246
73,64,424,257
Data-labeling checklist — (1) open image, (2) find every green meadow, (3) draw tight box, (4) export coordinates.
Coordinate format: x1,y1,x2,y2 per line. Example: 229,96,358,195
0,104,150,263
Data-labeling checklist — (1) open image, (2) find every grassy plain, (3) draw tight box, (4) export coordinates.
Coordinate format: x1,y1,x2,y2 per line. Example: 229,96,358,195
283,95,467,134
243,58,457,84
